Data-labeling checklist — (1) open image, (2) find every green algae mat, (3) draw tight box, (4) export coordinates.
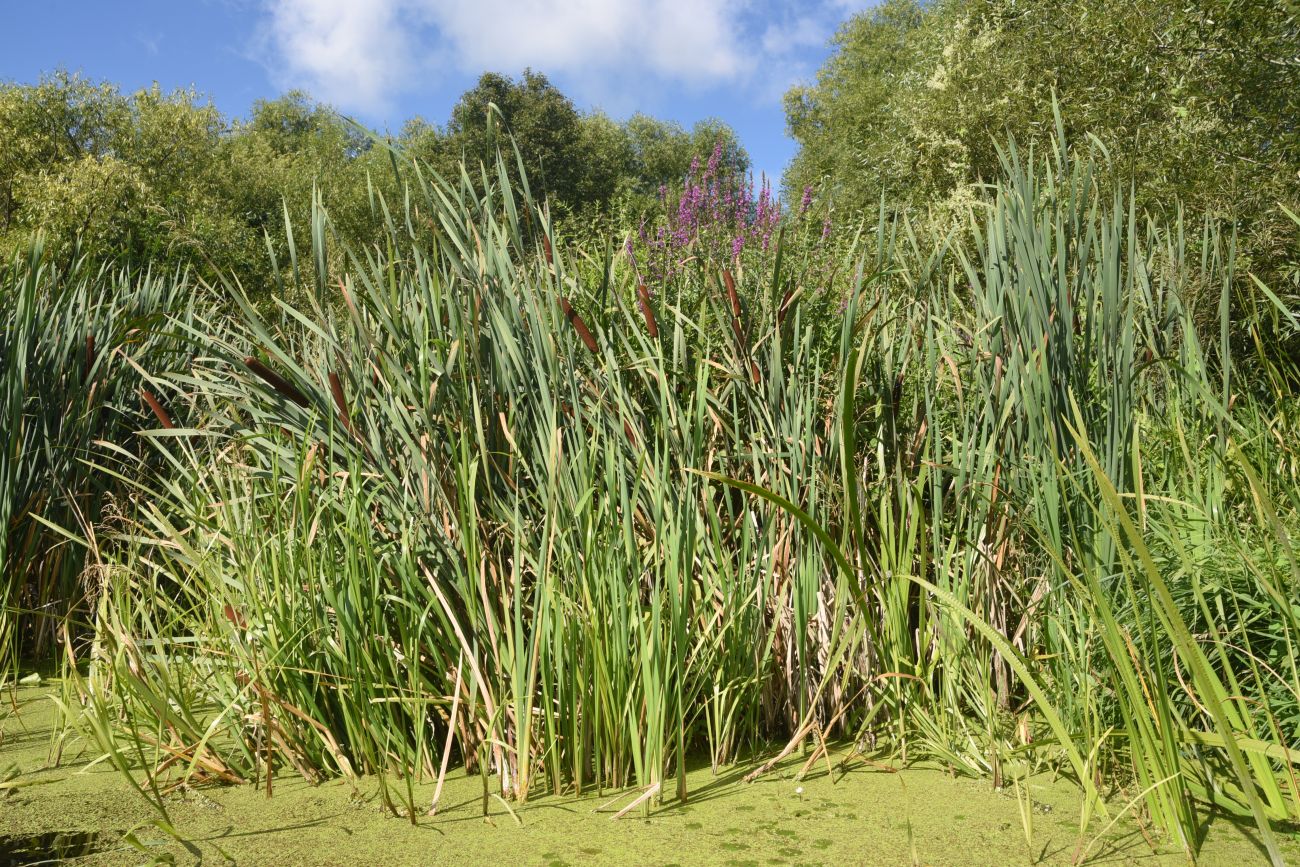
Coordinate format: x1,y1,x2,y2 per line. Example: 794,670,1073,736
2,685,1294,866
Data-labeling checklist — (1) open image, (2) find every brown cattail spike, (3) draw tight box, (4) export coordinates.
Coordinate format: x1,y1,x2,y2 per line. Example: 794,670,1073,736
245,356,309,407
222,603,248,630
729,315,744,344
560,298,598,354
722,270,741,318
636,283,658,339
778,287,796,326
83,333,96,384
541,233,553,265
328,371,354,434
338,277,359,320
141,389,175,429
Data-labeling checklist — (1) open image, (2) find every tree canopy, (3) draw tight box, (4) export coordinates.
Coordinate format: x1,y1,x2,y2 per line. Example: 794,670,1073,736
404,70,748,213
785,0,1300,283
0,70,747,289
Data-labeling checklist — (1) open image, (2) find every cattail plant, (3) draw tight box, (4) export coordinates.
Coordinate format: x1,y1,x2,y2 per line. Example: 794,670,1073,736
0,241,194,670
38,128,1300,867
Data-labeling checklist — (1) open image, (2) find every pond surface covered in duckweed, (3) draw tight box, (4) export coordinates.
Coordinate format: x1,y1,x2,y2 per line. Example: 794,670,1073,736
2,685,1293,865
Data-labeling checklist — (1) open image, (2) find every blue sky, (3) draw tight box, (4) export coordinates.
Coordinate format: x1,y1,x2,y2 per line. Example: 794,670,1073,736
2,0,870,185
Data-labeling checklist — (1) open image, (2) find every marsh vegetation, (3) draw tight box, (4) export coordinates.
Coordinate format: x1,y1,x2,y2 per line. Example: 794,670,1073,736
3,2,1299,863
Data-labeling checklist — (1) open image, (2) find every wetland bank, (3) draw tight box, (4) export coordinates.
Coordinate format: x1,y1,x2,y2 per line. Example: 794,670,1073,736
4,2,1300,864
3,135,1300,865
5,685,1292,865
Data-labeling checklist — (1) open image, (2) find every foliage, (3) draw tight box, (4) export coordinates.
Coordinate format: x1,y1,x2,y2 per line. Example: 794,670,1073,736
0,240,195,666
619,113,749,201
629,140,783,283
4,12,1300,861
436,70,589,206
13,137,1292,865
783,0,930,214
0,71,746,296
784,0,1300,317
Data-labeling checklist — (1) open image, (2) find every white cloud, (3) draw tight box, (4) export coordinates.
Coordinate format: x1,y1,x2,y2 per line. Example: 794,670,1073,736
265,0,413,113
418,0,747,81
261,0,866,114
761,16,828,56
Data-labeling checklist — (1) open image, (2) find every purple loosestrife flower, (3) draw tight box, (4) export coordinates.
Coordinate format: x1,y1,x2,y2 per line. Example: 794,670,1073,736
637,138,796,278
800,186,813,215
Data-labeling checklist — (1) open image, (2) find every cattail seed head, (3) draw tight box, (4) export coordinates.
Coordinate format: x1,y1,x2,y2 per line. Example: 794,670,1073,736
778,287,796,325
328,371,353,433
245,356,309,407
338,277,359,320
141,389,175,429
560,298,598,354
83,333,96,384
223,603,248,630
636,282,658,339
723,269,741,318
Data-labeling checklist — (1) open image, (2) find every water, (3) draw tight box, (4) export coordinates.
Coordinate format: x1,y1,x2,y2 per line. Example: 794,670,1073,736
0,831,115,866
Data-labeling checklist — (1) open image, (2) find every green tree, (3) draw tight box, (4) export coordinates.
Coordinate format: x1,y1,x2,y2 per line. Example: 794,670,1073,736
783,0,930,213
0,72,131,238
234,90,385,263
0,75,382,291
441,70,587,207
424,72,748,217
575,111,635,206
0,68,756,294
785,0,1300,280
623,113,748,197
